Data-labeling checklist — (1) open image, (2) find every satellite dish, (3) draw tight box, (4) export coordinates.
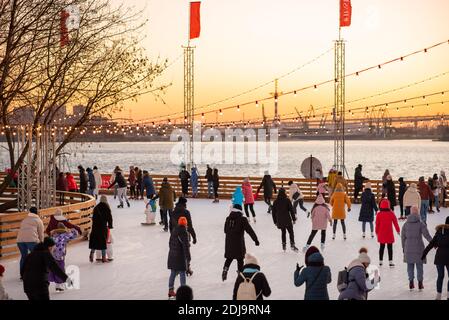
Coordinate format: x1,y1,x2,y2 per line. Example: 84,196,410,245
301,156,323,179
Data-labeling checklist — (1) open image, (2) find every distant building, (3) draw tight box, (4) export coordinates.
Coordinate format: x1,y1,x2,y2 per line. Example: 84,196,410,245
10,106,35,125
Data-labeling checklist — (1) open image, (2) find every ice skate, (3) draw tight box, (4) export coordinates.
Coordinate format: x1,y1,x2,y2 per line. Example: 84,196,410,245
418,281,424,291
302,245,309,253
89,252,94,263
253,218,257,223
435,293,442,300
343,234,347,240
222,267,228,282
282,243,287,252
307,211,311,218
127,201,130,208
117,204,123,209
320,243,325,251
362,232,365,239
379,261,383,266
291,244,299,253
332,234,336,240
371,232,375,239
389,261,395,267
409,281,415,291
168,289,176,300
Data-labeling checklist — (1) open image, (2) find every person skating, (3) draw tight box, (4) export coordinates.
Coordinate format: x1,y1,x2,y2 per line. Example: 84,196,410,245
48,224,80,292
78,165,88,194
403,183,421,218
358,182,378,239
422,216,449,300
418,176,433,224
212,168,220,203
223,204,259,281
128,166,136,200
190,166,199,198
354,164,368,204
330,183,351,240
332,171,348,192
382,169,390,196
338,248,380,300
304,195,332,252
439,171,447,208
327,168,337,196
45,208,82,236
272,188,298,252
16,207,44,278
21,237,70,300
89,196,113,263
401,206,432,291
375,199,400,267
242,178,256,223
232,186,244,207
294,248,332,300
257,171,277,213
135,167,143,200
169,197,197,249
398,177,407,220
143,170,155,200
93,166,102,200
86,167,96,197
56,172,68,205
205,165,214,199
383,175,397,211
317,177,329,201
233,253,271,300
108,170,129,208
159,177,176,232
167,217,191,299
0,264,12,300
66,172,78,193
431,173,441,213
179,166,191,197
288,181,309,217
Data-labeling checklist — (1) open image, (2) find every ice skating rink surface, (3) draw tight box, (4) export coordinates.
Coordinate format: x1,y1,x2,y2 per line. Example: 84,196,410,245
2,197,448,300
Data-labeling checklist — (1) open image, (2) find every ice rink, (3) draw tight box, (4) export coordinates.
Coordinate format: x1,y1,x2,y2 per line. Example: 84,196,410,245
2,197,448,300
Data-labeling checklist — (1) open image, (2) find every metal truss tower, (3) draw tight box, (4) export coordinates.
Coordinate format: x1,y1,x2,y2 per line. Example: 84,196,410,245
334,38,347,176
183,45,195,169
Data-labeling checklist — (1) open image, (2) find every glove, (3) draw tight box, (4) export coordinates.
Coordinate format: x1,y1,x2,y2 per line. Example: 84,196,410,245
255,240,260,246
348,208,351,212
192,238,197,245
296,263,304,272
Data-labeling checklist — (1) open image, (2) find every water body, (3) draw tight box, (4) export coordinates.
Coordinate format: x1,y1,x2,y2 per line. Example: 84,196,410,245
1,140,448,180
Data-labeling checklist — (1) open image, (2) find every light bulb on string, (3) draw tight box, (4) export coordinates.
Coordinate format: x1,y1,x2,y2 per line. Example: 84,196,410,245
256,101,259,107
237,105,240,112
294,91,297,98
314,85,318,91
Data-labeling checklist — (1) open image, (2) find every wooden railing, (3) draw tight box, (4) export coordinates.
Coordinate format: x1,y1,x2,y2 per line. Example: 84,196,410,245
0,192,95,259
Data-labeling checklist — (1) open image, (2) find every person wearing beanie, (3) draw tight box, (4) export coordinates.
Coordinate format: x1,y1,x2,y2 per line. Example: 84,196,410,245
304,195,332,252
170,197,197,245
16,207,45,277
304,246,320,267
330,183,351,240
422,216,449,300
178,166,191,198
257,171,277,213
167,215,191,299
354,164,368,204
375,199,400,267
358,182,378,239
272,188,299,252
401,206,432,291
108,170,130,209
398,177,407,220
233,253,271,300
86,167,96,197
223,204,259,282
288,181,309,217
0,264,12,300
294,249,332,300
339,248,379,300
21,237,69,300
176,285,194,300
45,208,82,236
403,183,421,218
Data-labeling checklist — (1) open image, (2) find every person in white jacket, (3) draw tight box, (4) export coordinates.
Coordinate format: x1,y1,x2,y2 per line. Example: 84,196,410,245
0,264,12,300
16,207,44,277
403,183,421,217
93,166,102,200
288,181,310,217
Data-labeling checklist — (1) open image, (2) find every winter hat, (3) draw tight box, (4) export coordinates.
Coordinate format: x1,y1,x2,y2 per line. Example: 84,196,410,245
100,195,108,204
0,264,4,277
29,207,38,215
335,183,344,192
54,208,63,217
387,175,392,181
315,194,325,205
244,253,259,266
177,197,188,206
305,246,320,266
178,217,188,227
364,182,372,190
379,199,391,210
358,247,371,265
264,170,269,175
410,183,417,189
411,206,420,216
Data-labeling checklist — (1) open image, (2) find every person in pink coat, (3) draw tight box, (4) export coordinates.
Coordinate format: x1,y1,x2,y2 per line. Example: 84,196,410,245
242,178,256,223
303,195,332,252
375,199,400,267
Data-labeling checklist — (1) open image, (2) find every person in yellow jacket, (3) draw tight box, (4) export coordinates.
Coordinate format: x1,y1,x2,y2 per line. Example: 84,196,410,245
327,169,337,195
332,172,348,192
330,183,352,240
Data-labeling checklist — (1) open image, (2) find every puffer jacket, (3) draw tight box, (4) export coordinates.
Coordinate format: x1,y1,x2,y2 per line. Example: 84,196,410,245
311,196,331,231
224,210,258,260
232,187,244,206
17,214,45,243
338,259,371,300
375,200,400,244
401,214,432,264
242,182,255,205
422,222,449,265
294,253,332,300
403,184,421,208
158,182,176,210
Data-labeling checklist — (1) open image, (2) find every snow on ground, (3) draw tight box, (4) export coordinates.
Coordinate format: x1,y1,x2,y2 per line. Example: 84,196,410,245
2,197,449,300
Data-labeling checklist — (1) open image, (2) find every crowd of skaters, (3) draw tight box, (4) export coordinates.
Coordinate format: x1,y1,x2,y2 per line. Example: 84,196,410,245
1,163,449,301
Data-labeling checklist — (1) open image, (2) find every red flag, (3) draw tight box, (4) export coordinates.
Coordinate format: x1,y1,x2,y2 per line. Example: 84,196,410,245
340,0,352,27
189,2,201,40
60,10,70,46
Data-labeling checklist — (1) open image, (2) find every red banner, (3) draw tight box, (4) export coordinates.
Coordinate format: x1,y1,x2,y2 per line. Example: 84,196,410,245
60,10,70,46
189,2,201,40
101,175,112,189
340,0,352,27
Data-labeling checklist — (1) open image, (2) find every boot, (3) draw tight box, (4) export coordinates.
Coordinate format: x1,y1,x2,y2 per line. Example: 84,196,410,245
307,211,311,218
282,243,287,252
418,281,424,291
222,267,228,282
127,201,130,208
168,289,176,299
409,280,415,291
117,204,123,209
435,293,442,300
343,234,347,240
379,260,383,266
371,232,375,239
389,261,395,267
302,245,310,253
362,232,366,239
291,244,299,253
89,252,94,263
102,256,108,263
332,234,336,240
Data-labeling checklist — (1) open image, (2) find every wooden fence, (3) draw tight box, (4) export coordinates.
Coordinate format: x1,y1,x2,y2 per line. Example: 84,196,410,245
0,192,95,259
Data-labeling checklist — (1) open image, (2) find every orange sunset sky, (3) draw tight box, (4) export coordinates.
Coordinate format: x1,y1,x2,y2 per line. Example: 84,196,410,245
114,0,449,123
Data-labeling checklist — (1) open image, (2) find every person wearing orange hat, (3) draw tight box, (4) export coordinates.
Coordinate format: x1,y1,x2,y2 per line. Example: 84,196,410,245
167,216,191,299
375,199,400,267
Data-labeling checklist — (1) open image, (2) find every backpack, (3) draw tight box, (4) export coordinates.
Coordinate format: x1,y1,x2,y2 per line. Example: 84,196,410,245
337,268,349,292
236,272,260,300
292,191,301,201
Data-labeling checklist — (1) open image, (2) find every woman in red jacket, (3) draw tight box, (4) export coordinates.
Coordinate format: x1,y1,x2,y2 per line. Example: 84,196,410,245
66,173,78,192
375,199,400,267
242,178,256,223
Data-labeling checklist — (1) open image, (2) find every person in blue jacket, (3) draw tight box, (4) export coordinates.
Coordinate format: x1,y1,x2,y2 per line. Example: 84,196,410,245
142,170,155,199
190,167,199,198
232,186,244,207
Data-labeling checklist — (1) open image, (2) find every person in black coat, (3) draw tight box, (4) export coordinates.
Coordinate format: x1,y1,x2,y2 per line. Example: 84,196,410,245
257,171,277,213
21,238,69,300
354,164,368,204
422,216,449,300
179,167,191,197
212,168,220,203
272,188,298,252
383,175,397,210
89,196,113,263
223,204,259,281
78,165,88,194
167,217,191,298
205,165,214,199
358,183,378,239
232,253,271,300
398,177,407,219
169,197,197,245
